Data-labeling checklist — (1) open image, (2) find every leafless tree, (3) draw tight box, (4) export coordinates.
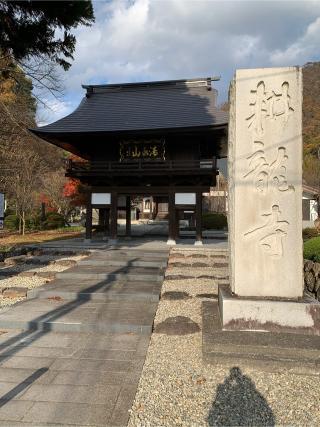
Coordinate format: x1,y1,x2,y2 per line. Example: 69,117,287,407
4,143,46,234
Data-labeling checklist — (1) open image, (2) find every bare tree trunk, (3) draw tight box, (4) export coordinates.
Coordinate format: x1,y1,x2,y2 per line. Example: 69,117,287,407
22,211,25,236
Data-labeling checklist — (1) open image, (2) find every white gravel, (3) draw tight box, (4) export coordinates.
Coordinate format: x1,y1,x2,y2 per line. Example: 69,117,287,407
0,275,47,289
162,278,218,297
0,252,88,308
128,251,320,427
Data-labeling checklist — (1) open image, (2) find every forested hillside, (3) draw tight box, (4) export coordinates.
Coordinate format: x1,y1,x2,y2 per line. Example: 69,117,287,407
302,61,320,187
303,62,320,155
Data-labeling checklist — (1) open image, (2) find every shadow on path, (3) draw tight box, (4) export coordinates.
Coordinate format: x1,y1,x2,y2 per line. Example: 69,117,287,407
0,256,142,364
207,367,275,426
0,368,48,406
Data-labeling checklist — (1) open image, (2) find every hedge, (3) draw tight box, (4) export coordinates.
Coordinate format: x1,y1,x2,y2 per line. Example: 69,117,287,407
43,212,66,230
4,214,19,231
302,227,318,241
304,236,320,262
202,213,228,230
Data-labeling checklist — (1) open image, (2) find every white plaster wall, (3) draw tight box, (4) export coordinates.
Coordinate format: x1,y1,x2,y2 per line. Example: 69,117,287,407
228,67,303,298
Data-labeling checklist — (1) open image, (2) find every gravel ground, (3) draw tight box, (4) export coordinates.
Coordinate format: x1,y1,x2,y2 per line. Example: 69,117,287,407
166,266,228,278
128,251,320,427
0,252,88,309
162,278,218,297
0,295,25,308
0,254,86,274
0,275,47,289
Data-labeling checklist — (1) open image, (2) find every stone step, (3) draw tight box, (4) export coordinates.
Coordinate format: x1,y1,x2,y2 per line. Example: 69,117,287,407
95,249,169,258
0,298,158,335
28,279,161,302
56,265,164,282
78,258,167,268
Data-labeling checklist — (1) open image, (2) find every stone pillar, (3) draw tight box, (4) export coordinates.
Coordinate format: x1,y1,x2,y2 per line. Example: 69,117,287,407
195,191,203,245
221,67,305,332
85,194,92,241
167,190,176,245
228,67,302,299
125,195,131,238
110,191,118,244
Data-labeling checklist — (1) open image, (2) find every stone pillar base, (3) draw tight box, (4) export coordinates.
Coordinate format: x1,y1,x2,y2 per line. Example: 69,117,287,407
194,240,203,246
167,239,176,246
218,284,320,335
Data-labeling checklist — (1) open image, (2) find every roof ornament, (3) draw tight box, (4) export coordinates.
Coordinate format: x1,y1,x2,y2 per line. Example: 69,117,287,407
86,87,93,98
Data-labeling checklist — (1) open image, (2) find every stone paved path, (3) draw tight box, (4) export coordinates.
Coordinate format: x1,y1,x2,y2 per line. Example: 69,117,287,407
0,247,168,426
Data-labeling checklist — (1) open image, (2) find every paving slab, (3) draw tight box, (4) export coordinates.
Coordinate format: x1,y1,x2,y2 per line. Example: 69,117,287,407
28,278,162,302
0,246,167,425
56,264,164,282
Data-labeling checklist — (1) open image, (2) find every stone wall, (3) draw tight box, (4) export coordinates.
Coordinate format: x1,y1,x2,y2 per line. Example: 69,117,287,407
304,260,320,301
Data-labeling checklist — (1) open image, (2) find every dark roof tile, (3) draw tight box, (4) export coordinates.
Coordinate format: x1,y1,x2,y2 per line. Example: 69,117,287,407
32,78,228,135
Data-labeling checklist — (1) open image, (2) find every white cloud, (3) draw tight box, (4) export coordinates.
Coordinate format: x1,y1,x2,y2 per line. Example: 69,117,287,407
36,98,74,126
37,0,320,122
270,16,320,65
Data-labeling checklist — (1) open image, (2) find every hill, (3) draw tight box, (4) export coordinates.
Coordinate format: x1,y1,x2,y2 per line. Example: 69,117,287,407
303,62,320,156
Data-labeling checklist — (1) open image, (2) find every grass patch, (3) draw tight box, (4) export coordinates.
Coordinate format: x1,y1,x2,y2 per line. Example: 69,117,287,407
304,236,320,262
0,228,84,250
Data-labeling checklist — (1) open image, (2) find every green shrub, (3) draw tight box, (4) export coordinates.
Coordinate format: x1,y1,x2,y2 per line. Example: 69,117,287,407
202,213,228,230
303,227,318,241
4,214,19,231
43,212,65,230
304,236,320,262
4,208,15,217
25,215,42,231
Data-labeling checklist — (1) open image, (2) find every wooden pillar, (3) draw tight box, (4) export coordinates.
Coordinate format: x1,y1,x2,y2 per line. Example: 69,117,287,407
110,192,118,242
149,196,153,220
195,191,203,245
167,190,176,245
125,195,131,237
105,209,110,233
98,209,105,227
85,193,92,241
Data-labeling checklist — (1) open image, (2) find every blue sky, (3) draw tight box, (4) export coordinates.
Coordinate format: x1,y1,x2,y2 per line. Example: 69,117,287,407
37,0,320,126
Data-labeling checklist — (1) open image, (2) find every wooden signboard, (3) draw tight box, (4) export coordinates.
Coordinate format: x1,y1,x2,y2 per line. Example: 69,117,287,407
119,139,165,161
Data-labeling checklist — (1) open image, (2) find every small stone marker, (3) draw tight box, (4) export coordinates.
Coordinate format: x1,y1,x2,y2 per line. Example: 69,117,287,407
51,259,77,267
162,291,191,300
37,271,56,280
4,255,27,266
2,287,27,298
154,316,200,335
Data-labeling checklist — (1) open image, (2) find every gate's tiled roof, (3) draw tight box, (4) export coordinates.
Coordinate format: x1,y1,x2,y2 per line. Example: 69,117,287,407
31,77,228,136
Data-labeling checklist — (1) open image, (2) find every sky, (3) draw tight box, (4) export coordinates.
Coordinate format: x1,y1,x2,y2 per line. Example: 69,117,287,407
37,0,320,126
